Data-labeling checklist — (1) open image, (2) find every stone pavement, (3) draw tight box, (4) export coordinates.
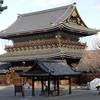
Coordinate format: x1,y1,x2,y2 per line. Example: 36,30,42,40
0,85,100,100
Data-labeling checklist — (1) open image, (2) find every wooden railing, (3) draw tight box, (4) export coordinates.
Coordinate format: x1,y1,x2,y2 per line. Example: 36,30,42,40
4,39,86,53
5,39,86,48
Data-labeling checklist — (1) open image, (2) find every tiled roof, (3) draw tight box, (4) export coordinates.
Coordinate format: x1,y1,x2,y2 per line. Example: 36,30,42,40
0,4,74,37
63,23,99,35
0,63,10,73
0,3,99,38
0,63,10,70
42,60,81,76
18,59,81,77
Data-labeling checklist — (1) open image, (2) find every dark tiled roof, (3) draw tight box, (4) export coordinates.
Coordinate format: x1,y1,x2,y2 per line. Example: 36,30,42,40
18,59,81,77
42,60,81,76
0,3,99,38
0,63,10,73
0,63,10,70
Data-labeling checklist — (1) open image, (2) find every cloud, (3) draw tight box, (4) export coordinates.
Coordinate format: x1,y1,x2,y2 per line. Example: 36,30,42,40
96,4,100,9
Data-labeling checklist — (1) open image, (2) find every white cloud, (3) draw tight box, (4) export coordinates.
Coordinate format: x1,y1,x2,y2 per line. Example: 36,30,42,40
96,4,100,9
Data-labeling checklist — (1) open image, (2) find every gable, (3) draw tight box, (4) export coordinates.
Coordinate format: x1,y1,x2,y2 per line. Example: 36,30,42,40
63,9,87,28
17,59,81,77
31,64,45,73
25,59,52,74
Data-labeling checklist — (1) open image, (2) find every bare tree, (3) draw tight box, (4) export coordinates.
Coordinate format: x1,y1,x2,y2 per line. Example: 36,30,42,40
81,50,100,77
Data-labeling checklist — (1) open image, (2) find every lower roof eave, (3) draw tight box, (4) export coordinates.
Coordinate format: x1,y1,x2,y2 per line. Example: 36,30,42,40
19,74,81,78
0,52,62,62
0,51,82,62
19,74,50,77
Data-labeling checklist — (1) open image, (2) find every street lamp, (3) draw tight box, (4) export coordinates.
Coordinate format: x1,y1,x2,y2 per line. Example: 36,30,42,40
0,0,7,14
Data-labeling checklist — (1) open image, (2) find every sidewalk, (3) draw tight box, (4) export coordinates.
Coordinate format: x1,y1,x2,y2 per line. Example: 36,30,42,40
0,85,100,100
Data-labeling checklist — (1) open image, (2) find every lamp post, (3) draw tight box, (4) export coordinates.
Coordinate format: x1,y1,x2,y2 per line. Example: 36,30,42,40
0,0,7,14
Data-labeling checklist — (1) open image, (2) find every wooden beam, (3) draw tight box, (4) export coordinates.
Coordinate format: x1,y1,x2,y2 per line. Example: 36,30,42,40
54,80,56,91
33,77,69,81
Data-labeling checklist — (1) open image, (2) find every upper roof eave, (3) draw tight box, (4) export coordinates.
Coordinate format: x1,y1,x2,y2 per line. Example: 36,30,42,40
0,22,99,39
0,3,76,39
62,23,99,35
0,3,98,38
0,25,59,39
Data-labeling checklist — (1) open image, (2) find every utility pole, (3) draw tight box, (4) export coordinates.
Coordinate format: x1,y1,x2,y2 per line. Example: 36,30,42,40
0,0,7,14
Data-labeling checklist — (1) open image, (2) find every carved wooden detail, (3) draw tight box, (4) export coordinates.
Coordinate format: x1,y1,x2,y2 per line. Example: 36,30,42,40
5,38,86,53
4,29,86,58
77,17,81,25
65,9,86,27
58,24,64,29
72,10,77,17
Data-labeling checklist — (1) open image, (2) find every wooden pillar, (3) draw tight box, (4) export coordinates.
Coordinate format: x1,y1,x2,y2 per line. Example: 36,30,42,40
99,86,100,94
54,79,56,90
69,76,71,94
41,78,44,92
48,77,50,97
78,76,81,86
11,67,14,84
57,78,60,96
32,77,35,96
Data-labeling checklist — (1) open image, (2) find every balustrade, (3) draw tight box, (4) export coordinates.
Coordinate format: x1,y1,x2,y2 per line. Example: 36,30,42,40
5,39,86,52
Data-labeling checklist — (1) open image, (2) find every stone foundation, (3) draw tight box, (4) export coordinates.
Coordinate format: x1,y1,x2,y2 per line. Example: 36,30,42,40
41,90,63,96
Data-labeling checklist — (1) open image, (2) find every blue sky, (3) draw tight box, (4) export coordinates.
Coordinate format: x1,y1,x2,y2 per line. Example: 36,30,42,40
0,0,100,54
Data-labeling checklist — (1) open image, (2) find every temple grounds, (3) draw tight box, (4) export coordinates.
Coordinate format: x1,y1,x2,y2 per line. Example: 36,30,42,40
0,85,100,100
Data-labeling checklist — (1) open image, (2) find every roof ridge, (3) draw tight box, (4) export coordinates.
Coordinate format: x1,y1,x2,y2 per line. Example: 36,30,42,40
20,3,74,17
37,59,51,73
53,5,74,25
